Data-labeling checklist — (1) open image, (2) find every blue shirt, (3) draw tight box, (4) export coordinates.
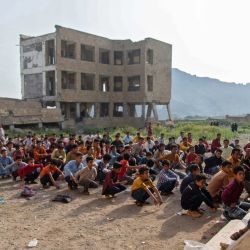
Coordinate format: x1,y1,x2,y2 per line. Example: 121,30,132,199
64,160,84,177
0,156,13,167
157,169,178,188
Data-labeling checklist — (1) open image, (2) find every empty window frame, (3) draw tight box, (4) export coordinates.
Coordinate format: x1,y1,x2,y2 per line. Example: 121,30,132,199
113,103,124,117
99,48,110,64
127,49,140,64
128,76,140,91
114,51,123,65
81,73,95,90
146,49,153,64
99,76,110,92
81,44,95,62
80,103,96,118
113,76,123,92
61,40,76,59
128,103,143,117
61,71,76,89
46,71,56,96
100,103,109,117
147,75,153,91
45,40,55,65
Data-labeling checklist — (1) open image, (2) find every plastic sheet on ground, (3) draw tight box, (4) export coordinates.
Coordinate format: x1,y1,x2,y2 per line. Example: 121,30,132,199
184,240,205,250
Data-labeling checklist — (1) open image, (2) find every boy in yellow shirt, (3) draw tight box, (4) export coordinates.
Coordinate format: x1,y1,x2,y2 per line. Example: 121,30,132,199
131,166,163,206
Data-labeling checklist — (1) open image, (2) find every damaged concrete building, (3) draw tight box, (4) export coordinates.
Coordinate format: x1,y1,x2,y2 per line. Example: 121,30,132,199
20,25,172,128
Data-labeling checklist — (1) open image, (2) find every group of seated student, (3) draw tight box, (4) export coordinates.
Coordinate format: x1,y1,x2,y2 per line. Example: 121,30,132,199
1,129,250,218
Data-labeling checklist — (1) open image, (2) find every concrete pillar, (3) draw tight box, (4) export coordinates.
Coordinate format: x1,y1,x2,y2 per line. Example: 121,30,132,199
76,102,81,118
123,103,129,117
95,103,100,118
109,102,113,118
142,103,145,119
38,122,43,128
146,103,152,118
56,101,60,109
152,103,159,121
167,103,172,121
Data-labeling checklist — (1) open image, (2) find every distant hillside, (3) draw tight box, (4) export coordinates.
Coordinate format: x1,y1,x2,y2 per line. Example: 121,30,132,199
171,68,250,118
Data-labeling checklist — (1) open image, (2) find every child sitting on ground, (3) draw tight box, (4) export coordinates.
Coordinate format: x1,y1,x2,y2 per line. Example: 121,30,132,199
6,156,27,181
146,159,158,181
157,160,179,195
39,159,64,189
64,152,84,190
75,156,98,195
102,162,127,198
131,166,163,206
181,174,216,218
118,153,140,185
180,164,200,194
207,160,232,203
96,153,112,184
221,166,250,220
18,157,43,184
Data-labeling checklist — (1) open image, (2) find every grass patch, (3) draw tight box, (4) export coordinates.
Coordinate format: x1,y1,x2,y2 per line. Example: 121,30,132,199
4,121,250,143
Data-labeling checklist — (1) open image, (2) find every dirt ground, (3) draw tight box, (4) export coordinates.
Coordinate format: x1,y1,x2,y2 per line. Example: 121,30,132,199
0,178,227,250
1,135,249,250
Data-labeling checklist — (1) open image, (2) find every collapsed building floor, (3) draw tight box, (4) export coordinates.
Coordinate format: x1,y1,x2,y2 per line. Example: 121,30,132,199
0,98,63,130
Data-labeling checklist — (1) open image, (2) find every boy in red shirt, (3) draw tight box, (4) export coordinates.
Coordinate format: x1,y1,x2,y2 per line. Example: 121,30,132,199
18,157,43,184
118,153,140,185
185,146,198,165
39,159,64,189
102,162,126,198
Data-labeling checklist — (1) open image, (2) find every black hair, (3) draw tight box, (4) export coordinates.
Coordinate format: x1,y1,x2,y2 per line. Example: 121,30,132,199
215,148,223,153
75,152,83,157
15,156,22,161
128,158,136,166
232,148,241,155
26,157,34,162
189,164,200,173
195,174,207,182
50,159,60,166
116,155,123,162
146,159,155,168
233,166,244,175
170,144,178,150
71,144,78,149
146,152,153,157
123,153,130,160
139,166,149,175
161,160,170,166
113,162,122,169
103,154,112,162
86,156,94,163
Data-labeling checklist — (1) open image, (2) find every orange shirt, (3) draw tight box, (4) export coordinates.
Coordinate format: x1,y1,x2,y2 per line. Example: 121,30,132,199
33,147,47,162
78,146,87,155
179,142,192,153
162,153,180,164
39,165,61,178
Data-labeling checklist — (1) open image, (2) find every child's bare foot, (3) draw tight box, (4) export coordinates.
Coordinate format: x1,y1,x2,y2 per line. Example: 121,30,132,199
230,228,248,241
187,210,202,218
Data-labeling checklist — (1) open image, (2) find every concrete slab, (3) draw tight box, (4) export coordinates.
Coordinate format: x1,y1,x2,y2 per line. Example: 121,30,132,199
202,220,246,250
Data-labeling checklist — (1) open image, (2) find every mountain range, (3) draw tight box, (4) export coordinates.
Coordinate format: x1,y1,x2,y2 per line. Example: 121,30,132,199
170,68,250,118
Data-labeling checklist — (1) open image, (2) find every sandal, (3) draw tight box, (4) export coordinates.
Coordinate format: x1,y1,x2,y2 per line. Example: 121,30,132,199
230,229,246,241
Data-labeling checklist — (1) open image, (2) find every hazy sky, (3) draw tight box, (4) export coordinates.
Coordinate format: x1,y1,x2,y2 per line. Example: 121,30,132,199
1,0,250,98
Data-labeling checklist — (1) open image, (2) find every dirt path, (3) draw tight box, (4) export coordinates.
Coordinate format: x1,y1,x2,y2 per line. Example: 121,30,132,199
0,179,226,250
